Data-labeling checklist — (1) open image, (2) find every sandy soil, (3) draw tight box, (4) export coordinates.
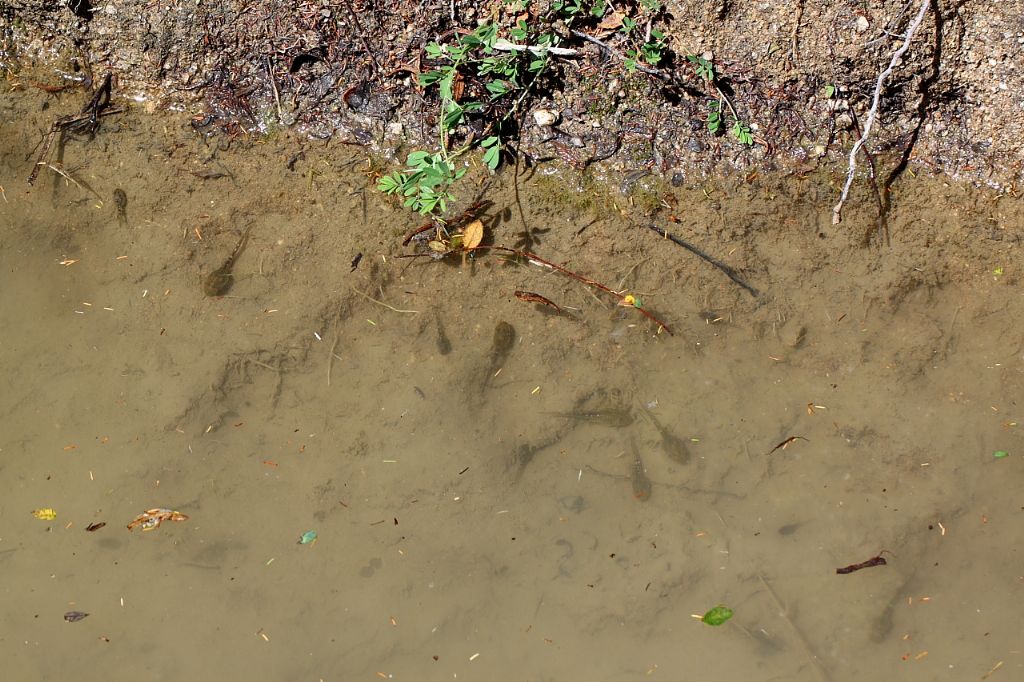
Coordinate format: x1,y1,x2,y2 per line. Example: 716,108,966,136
3,0,1023,194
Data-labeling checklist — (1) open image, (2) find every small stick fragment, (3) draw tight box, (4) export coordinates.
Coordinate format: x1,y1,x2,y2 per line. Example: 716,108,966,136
980,661,1003,680
43,164,105,202
351,288,419,314
514,290,562,313
327,335,339,386
836,550,891,575
766,436,808,455
30,80,74,94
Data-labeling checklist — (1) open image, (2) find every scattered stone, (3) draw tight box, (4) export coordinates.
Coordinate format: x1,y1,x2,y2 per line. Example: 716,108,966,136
533,109,559,127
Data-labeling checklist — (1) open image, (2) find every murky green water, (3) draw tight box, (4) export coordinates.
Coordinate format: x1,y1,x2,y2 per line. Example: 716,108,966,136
1,83,1022,681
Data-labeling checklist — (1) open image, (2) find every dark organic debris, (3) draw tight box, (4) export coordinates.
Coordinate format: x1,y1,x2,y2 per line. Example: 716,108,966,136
766,435,808,455
64,611,89,623
66,0,94,20
28,72,120,186
514,290,562,313
836,552,889,575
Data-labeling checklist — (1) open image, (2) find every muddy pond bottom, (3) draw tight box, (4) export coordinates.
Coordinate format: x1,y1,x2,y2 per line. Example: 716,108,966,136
0,97,1021,682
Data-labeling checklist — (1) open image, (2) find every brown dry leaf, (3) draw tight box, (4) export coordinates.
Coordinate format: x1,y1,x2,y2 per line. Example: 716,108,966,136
597,10,627,35
462,219,484,250
452,72,465,102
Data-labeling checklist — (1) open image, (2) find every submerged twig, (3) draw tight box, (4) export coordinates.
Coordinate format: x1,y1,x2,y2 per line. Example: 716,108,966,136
26,132,56,186
832,0,930,225
28,72,119,186
514,290,563,313
836,551,890,575
42,163,105,203
643,223,759,297
765,435,808,455
327,335,339,386
351,287,419,314
473,245,672,334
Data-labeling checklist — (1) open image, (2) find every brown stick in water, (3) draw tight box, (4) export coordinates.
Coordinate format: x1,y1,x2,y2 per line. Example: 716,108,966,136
836,550,892,575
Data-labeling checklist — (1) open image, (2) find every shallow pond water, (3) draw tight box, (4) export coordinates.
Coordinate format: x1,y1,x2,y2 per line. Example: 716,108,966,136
1,85,1022,682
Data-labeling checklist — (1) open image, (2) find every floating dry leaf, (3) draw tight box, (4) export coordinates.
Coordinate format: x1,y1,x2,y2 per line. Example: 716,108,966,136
462,219,483,250
126,508,189,531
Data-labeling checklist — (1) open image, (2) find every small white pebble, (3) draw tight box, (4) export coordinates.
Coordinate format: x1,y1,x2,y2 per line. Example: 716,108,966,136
533,109,559,127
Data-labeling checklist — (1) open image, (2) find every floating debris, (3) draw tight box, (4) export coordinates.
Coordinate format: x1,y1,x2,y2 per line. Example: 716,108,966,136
126,509,189,532
836,552,889,575
701,606,734,626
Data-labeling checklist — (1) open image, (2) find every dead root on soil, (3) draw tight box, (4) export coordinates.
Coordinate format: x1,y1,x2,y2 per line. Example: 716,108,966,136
832,0,932,235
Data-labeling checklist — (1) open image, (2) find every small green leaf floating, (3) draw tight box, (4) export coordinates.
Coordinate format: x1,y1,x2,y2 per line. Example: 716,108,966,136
993,450,1009,459
701,605,734,626
298,530,318,545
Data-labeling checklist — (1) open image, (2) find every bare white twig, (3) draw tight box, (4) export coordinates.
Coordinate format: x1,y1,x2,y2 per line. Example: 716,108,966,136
832,0,930,225
492,39,578,57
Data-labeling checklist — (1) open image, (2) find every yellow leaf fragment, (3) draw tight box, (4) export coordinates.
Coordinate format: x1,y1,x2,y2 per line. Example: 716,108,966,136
462,219,483,250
